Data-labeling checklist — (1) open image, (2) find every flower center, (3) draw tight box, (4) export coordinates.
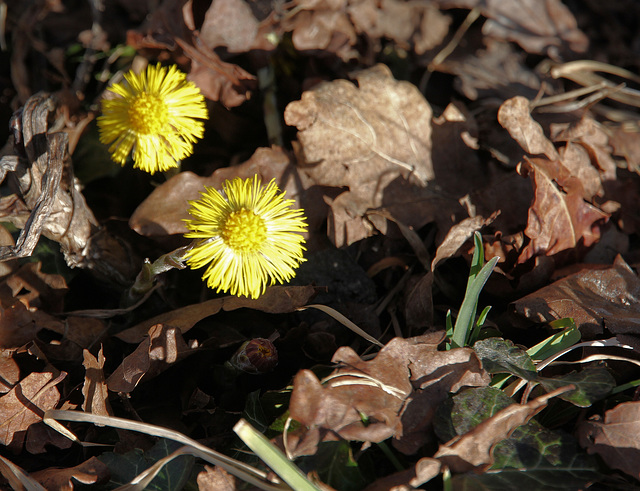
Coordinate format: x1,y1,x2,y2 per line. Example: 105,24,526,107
221,209,267,252
128,93,169,135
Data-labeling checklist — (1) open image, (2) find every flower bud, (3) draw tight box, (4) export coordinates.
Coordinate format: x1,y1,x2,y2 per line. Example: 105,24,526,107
229,338,278,374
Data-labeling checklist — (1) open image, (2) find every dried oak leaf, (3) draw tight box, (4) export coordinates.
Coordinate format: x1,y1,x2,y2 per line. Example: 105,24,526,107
516,156,609,262
285,64,435,246
116,285,317,344
348,0,451,55
287,332,489,457
0,371,66,452
439,39,543,101
197,465,237,491
0,93,138,285
281,0,358,61
439,0,588,58
578,400,640,480
0,353,19,394
82,347,112,416
434,385,574,473
31,456,110,490
107,324,193,393
127,0,256,108
513,255,640,339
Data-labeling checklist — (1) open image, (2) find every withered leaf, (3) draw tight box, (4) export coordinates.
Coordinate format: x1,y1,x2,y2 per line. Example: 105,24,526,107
116,285,317,344
497,96,558,159
0,353,19,394
439,0,588,57
197,465,237,491
434,385,574,473
0,94,138,285
578,400,640,480
107,324,192,393
517,157,609,262
31,456,110,490
514,255,640,339
0,371,65,451
287,333,489,457
82,347,112,416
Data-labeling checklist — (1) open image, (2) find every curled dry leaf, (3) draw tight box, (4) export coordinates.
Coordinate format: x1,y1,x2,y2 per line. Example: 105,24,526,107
116,285,318,344
31,456,110,490
285,64,434,246
434,385,574,473
0,93,138,285
197,465,237,491
513,255,640,339
287,332,489,457
106,324,193,393
439,0,588,57
578,400,640,480
82,347,112,416
517,156,609,262
0,371,66,451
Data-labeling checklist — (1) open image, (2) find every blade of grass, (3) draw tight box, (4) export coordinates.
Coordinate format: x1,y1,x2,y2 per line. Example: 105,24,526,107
234,419,323,491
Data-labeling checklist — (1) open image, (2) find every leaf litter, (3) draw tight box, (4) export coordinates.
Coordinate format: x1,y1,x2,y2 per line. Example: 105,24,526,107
1,0,640,489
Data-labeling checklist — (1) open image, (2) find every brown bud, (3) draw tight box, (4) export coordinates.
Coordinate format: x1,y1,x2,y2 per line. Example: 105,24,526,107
229,338,278,374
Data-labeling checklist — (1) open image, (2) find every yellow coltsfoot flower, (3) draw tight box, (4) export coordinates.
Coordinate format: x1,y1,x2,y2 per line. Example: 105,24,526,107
184,175,308,299
98,63,208,174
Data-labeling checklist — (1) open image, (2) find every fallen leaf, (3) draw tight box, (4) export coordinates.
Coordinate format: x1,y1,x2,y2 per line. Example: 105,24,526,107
439,0,588,57
197,465,237,491
431,212,499,271
514,255,640,338
107,324,193,393
287,332,489,457
0,371,66,451
82,347,112,416
497,96,558,159
116,285,318,344
434,385,574,473
285,64,434,246
578,401,640,480
517,157,609,262
31,456,110,490
0,352,19,394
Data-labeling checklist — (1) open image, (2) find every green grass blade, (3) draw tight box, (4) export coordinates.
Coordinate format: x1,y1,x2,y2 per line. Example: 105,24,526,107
234,419,323,491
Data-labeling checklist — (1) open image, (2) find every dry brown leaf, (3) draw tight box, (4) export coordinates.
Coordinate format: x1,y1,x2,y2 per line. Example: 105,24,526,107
197,465,238,491
82,347,112,416
0,353,19,394
362,457,441,491
31,456,110,490
116,285,318,344
431,212,499,271
285,64,434,246
517,156,609,262
198,0,269,53
578,400,640,480
439,39,542,101
0,371,65,451
287,333,489,457
497,96,558,159
434,385,573,473
127,0,257,108
282,1,357,61
25,420,73,454
439,0,588,57
513,255,640,339
107,324,193,393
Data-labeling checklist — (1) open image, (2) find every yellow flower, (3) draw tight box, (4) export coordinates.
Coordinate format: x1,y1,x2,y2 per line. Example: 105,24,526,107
98,63,208,174
184,176,308,299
